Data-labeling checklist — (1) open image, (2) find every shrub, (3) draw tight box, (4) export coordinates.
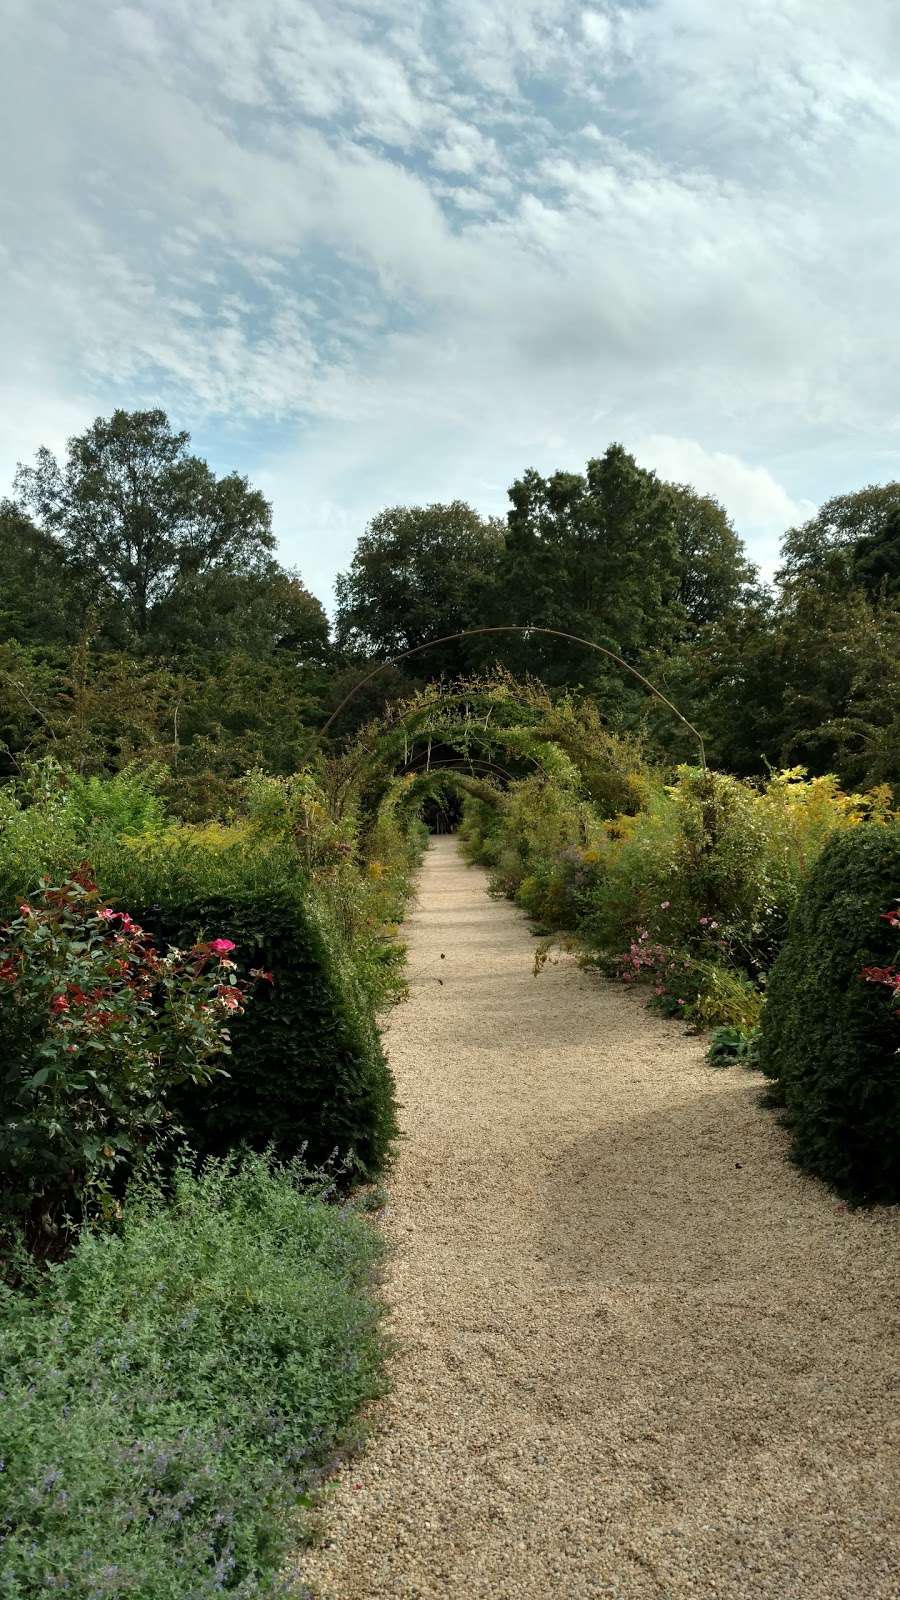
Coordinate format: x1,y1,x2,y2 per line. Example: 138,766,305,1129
758,824,900,1202
100,837,397,1178
240,769,419,1013
0,873,244,1230
466,760,893,1029
0,780,80,916
707,1025,761,1068
63,763,169,838
0,762,168,916
0,1154,384,1598
0,785,399,1179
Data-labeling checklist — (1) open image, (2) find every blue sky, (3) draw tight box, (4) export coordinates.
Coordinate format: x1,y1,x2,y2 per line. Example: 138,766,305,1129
3,0,900,604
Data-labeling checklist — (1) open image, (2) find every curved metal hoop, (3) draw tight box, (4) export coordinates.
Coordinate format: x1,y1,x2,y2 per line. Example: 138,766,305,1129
321,625,706,767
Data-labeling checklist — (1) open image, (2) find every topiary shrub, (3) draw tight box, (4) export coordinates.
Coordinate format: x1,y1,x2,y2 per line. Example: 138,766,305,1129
100,839,397,1179
758,823,900,1203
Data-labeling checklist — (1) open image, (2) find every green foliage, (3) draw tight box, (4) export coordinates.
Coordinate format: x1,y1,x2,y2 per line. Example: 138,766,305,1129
62,763,169,836
0,775,81,911
496,446,682,693
0,644,325,814
778,481,900,598
0,875,243,1228
239,768,420,1012
707,1025,761,1068
0,501,88,648
0,761,170,913
0,1154,384,1598
465,750,894,1031
11,408,297,655
0,768,406,1180
663,484,900,795
578,766,890,980
668,482,758,627
334,501,504,680
99,835,398,1178
758,825,900,1202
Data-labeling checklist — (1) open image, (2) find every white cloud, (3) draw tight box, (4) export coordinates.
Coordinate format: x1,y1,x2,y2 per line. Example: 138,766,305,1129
582,10,612,49
2,0,900,600
630,434,816,575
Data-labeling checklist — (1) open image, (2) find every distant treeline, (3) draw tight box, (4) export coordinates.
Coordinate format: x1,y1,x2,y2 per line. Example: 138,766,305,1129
3,406,899,804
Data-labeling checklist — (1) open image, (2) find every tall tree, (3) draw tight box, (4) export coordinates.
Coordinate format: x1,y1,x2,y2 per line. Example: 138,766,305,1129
779,482,900,597
334,501,504,678
13,409,279,651
667,484,757,627
0,500,89,646
496,445,682,691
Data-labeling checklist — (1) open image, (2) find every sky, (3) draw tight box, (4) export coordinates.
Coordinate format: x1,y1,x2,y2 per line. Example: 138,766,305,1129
2,0,900,604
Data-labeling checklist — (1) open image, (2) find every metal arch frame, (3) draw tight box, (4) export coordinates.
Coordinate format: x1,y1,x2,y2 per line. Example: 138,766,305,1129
321,625,706,768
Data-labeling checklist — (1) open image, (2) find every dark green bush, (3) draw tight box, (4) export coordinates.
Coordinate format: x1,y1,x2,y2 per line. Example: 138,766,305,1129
0,779,398,1178
759,824,900,1202
100,839,398,1178
0,1154,384,1598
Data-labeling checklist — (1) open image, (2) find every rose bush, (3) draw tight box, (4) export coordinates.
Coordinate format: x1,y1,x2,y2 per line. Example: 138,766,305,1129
0,870,254,1233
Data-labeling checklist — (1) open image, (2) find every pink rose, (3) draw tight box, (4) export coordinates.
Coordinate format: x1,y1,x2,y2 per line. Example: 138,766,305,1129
210,938,236,954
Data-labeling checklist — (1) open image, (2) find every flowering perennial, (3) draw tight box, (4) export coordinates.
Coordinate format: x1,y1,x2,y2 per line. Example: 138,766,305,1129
0,871,254,1220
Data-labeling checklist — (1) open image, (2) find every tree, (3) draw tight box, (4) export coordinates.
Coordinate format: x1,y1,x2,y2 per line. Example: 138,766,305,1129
667,484,757,628
0,500,88,646
650,596,786,775
13,410,279,651
495,445,682,693
334,502,504,678
850,505,900,603
779,482,900,597
147,564,330,661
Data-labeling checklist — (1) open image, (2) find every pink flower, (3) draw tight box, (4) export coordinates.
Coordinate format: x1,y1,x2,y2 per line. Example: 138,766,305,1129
210,938,236,954
660,900,670,910
699,916,709,926
861,966,896,986
19,904,32,917
98,907,118,921
50,994,70,1014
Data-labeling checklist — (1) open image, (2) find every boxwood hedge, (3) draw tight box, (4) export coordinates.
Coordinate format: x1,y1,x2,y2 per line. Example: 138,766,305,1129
758,823,900,1203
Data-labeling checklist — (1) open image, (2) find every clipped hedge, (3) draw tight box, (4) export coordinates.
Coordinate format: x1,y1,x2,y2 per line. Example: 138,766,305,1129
95,839,398,1179
759,823,900,1203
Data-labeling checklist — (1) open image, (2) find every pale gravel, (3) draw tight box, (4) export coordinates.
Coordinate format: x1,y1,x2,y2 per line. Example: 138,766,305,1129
299,837,900,1600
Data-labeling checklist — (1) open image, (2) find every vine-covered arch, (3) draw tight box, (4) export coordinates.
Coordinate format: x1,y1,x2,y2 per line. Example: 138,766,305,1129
321,674,652,839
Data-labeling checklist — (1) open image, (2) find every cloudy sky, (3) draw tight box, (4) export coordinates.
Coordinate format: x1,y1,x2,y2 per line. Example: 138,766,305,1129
3,0,899,601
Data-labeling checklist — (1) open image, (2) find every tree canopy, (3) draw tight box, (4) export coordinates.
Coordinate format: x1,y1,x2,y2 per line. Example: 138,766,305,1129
11,409,326,659
334,501,504,679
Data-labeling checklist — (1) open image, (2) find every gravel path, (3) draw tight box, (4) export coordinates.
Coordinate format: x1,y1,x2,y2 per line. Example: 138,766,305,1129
301,837,900,1600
